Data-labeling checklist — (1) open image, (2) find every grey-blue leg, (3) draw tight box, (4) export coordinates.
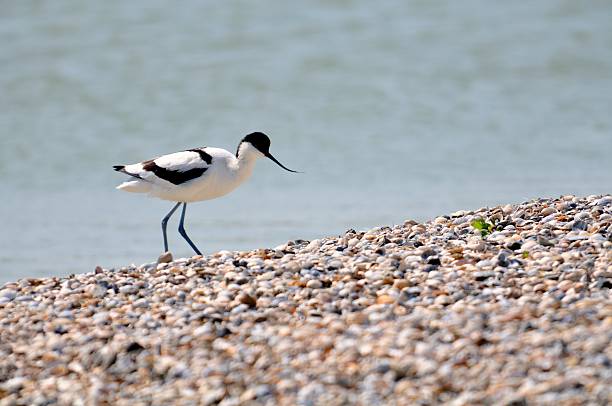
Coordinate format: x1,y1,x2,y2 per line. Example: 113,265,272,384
178,203,202,255
161,202,181,252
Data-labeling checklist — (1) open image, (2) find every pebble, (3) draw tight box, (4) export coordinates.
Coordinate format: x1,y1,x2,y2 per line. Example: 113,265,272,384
14,295,33,302
92,285,108,298
473,271,495,281
376,295,395,305
0,194,609,405
118,285,137,295
237,293,257,308
157,251,173,264
0,289,17,300
133,298,150,308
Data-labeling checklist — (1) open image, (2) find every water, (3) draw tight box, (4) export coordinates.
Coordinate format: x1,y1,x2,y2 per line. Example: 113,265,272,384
1,0,611,283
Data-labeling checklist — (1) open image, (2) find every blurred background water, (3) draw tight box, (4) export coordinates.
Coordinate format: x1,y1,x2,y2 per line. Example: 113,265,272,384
1,0,611,283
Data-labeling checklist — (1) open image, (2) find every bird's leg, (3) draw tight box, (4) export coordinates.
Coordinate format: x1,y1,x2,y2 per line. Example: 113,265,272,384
178,203,202,255
161,202,181,252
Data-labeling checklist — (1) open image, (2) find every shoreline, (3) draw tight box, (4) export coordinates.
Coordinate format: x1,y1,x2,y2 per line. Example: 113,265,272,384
1,194,610,404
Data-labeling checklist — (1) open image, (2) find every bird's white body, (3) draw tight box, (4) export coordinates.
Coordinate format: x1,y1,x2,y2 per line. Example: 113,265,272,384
116,143,263,203
114,131,297,255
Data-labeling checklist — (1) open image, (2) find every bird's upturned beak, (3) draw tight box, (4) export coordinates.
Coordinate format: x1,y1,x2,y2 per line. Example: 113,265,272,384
265,152,300,173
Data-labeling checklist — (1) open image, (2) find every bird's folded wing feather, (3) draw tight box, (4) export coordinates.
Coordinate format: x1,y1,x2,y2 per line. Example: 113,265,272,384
123,149,213,186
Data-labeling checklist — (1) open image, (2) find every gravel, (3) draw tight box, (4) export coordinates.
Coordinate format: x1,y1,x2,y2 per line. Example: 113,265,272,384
0,194,610,405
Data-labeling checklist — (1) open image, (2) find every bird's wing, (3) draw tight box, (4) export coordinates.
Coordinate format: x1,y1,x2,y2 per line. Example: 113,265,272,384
121,148,214,186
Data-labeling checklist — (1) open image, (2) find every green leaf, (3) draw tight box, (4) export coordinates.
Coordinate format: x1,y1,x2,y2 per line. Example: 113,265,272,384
471,218,494,237
470,218,487,230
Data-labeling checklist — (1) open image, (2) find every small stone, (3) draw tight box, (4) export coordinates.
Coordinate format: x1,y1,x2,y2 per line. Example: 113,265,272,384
1,377,26,393
505,240,523,251
0,289,17,301
566,234,588,241
558,280,574,291
376,295,395,305
15,295,33,302
497,251,510,267
328,260,343,269
93,312,110,324
398,287,421,301
202,389,226,405
595,196,611,207
467,240,486,251
537,235,555,247
434,216,447,224
94,346,117,369
304,240,321,252
158,251,173,264
364,271,384,281
474,271,495,281
283,261,301,273
434,295,451,305
306,280,323,289
193,324,213,337
119,285,137,295
237,293,257,308
133,298,150,308
572,220,588,231
54,324,68,335
125,342,145,352
598,280,612,289
92,285,107,298
393,280,410,290
427,256,441,266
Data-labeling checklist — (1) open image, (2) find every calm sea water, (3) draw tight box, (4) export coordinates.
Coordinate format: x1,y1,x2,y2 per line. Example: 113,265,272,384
1,1,611,283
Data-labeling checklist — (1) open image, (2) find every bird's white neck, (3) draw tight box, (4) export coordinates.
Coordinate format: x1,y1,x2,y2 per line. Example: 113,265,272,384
232,142,264,181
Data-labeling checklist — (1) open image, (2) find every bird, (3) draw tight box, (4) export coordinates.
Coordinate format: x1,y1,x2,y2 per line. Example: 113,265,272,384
113,131,298,256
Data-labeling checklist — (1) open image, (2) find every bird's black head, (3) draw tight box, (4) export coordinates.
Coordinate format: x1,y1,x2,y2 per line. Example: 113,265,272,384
241,131,271,155
237,131,300,173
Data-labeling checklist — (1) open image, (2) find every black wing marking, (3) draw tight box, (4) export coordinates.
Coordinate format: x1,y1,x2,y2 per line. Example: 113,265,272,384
188,148,213,164
141,159,208,185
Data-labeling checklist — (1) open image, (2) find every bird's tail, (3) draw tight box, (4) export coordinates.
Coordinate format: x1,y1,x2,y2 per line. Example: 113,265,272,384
116,180,151,193
114,164,149,192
